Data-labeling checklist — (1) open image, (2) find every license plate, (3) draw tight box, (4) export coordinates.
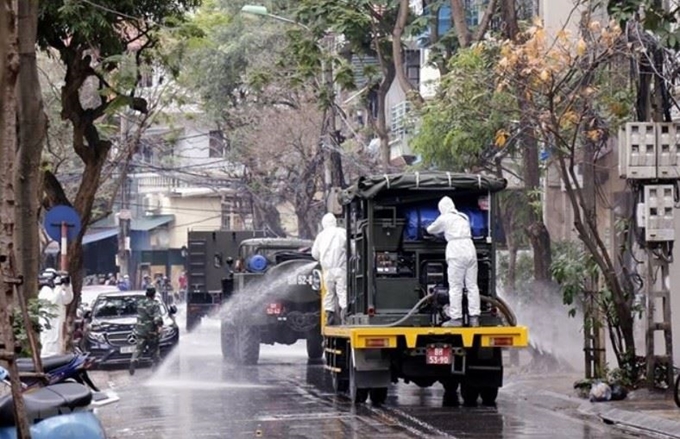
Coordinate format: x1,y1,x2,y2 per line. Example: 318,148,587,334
426,345,452,365
120,346,136,354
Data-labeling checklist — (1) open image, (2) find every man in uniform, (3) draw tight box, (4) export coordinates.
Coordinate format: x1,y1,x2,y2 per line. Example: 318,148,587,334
129,287,163,375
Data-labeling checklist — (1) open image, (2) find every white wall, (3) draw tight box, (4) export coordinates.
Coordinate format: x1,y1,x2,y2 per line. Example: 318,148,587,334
159,195,223,248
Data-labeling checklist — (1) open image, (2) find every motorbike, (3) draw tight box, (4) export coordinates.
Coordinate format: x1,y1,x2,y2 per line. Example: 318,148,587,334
0,366,113,439
15,349,110,392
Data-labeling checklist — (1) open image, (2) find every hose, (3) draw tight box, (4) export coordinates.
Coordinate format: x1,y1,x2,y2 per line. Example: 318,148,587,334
342,294,518,328
482,295,517,327
346,293,434,328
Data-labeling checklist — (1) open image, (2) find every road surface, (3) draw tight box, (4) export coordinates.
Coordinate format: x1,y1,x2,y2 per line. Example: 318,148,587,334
94,317,641,439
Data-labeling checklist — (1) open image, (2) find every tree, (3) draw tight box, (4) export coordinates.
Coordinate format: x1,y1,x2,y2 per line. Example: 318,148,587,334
17,0,47,305
0,1,32,436
235,92,326,238
495,14,641,375
36,0,200,348
294,0,400,168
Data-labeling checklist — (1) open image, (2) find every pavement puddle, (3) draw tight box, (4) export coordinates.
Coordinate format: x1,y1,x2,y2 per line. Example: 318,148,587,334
144,379,271,391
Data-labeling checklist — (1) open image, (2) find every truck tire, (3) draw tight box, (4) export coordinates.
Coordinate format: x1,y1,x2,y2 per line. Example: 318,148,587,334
186,313,200,332
480,387,499,406
461,383,479,407
349,355,368,404
332,372,349,393
306,330,324,360
442,381,459,407
237,326,260,365
369,387,388,405
221,324,236,362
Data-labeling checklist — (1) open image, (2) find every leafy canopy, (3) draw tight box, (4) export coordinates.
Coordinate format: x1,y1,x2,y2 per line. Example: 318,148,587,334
411,43,516,171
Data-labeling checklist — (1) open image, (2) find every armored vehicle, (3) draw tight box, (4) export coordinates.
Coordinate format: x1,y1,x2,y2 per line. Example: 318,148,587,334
220,238,322,365
185,230,268,331
322,171,528,406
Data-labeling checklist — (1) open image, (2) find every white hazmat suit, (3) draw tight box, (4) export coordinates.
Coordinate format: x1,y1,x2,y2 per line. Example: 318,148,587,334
312,213,347,314
38,278,74,357
426,196,480,324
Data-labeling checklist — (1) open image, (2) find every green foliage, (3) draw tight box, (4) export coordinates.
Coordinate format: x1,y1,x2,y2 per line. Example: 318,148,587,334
550,241,599,317
38,0,201,56
411,43,517,170
12,299,57,357
607,0,680,49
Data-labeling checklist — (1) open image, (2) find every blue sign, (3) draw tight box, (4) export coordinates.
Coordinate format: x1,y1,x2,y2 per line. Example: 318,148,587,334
44,205,82,242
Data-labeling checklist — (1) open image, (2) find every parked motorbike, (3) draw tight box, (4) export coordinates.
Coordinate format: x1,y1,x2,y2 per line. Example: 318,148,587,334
0,367,113,439
15,349,111,392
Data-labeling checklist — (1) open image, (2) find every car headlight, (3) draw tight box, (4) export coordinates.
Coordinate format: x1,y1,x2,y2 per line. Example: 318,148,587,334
160,326,178,340
86,331,107,344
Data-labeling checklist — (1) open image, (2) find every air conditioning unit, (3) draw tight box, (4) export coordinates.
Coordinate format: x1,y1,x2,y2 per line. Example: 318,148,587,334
560,163,584,191
143,194,161,214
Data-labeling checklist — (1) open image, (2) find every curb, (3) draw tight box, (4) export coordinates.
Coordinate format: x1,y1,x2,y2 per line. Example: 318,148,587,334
504,380,680,439
578,402,680,439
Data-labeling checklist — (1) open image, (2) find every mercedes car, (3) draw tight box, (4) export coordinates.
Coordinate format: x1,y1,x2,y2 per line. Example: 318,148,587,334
82,291,180,366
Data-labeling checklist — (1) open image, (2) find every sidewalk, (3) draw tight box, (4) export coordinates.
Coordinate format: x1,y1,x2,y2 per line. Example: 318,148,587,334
504,371,680,439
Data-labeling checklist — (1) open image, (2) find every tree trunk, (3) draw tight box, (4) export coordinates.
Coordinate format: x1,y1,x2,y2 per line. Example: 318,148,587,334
449,0,471,47
16,0,45,302
375,62,396,169
251,197,286,237
393,0,422,102
499,0,519,40
503,0,552,282
0,1,31,435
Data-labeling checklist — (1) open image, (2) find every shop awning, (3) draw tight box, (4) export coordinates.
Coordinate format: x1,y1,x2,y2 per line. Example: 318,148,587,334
132,214,174,231
82,228,119,245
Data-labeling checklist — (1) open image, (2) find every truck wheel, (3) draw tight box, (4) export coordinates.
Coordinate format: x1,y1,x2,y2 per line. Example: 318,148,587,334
369,387,388,405
237,326,260,365
221,324,236,362
349,356,368,404
306,331,324,360
332,373,349,394
460,383,479,407
442,381,459,407
186,314,200,332
480,387,499,406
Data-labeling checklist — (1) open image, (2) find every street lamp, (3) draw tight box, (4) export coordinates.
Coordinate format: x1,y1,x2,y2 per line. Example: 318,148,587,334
240,4,343,196
240,5,311,31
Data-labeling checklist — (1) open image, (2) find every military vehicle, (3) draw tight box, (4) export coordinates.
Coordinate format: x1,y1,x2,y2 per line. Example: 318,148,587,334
185,230,268,331
220,238,322,365
321,171,528,406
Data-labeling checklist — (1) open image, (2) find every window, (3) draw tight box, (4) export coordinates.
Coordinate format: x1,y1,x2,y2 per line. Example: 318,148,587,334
139,66,154,88
209,130,226,158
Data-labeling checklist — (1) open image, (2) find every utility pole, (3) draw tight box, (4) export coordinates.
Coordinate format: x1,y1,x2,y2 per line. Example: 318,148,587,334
582,132,606,378
117,115,131,280
620,122,676,389
322,34,345,196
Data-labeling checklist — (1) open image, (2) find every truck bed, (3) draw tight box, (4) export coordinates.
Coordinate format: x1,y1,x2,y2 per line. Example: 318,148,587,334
322,325,528,349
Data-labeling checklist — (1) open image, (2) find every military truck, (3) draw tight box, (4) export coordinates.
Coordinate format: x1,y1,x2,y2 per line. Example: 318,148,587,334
220,238,322,365
321,171,528,406
185,230,268,331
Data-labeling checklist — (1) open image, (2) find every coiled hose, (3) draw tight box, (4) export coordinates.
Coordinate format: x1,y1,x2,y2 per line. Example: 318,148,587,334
345,294,518,328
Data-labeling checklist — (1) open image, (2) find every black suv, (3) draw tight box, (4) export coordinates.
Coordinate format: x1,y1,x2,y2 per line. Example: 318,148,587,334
82,291,179,366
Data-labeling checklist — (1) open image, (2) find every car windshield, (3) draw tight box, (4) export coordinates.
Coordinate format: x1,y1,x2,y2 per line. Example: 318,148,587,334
92,295,167,318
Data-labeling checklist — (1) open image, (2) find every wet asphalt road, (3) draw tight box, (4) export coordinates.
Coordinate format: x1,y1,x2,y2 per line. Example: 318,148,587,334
94,317,640,439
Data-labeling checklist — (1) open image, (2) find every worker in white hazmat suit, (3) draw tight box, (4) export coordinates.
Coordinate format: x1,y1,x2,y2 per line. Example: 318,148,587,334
312,213,347,325
426,196,480,327
38,271,74,356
